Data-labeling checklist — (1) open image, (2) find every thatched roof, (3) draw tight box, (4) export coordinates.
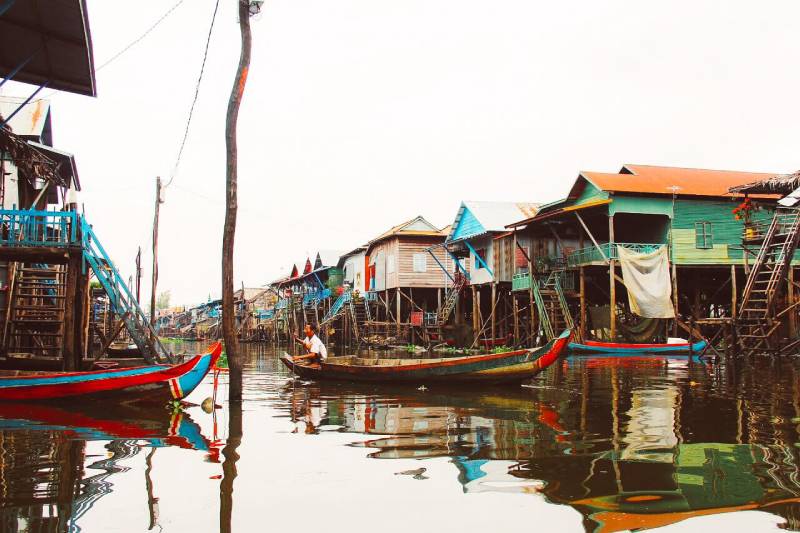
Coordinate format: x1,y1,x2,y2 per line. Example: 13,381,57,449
729,172,800,195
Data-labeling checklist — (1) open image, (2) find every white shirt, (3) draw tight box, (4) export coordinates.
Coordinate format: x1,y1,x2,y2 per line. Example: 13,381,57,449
304,334,328,360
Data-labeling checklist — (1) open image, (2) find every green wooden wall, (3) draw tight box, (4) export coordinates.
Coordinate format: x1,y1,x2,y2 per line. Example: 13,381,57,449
671,198,773,265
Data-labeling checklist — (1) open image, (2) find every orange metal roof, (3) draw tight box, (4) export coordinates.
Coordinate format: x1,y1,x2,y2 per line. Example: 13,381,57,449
580,165,779,197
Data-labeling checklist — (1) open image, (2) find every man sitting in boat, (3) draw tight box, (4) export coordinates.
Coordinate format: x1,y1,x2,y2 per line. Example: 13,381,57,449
294,324,328,366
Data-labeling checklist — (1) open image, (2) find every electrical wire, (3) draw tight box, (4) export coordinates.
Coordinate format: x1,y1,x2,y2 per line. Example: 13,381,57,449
30,0,188,102
96,0,187,72
165,0,221,187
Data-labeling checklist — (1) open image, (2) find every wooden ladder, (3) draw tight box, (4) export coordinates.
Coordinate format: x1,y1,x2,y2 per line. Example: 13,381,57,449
436,272,466,325
5,263,67,357
736,207,800,354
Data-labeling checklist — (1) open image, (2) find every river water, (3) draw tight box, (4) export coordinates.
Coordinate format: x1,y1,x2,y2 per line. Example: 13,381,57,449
1,342,799,532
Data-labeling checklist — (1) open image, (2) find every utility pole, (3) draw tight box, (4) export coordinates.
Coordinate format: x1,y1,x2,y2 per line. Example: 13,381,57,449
136,246,142,304
151,176,163,328
223,0,254,403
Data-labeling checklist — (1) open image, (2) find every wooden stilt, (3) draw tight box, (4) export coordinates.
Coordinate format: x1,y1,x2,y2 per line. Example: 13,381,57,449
580,266,587,341
490,282,496,342
62,255,80,371
672,262,679,337
609,215,616,341
789,267,797,338
731,264,737,320
512,294,519,345
396,288,401,336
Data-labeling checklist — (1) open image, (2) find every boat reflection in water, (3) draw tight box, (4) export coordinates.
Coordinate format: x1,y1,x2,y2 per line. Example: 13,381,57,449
280,354,800,531
0,403,213,532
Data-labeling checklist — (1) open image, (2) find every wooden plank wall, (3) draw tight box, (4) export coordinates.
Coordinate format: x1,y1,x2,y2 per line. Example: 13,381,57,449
395,237,448,289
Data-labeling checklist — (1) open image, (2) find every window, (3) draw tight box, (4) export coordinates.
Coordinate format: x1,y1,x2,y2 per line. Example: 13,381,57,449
695,222,713,249
387,254,396,274
413,253,427,273
474,248,487,269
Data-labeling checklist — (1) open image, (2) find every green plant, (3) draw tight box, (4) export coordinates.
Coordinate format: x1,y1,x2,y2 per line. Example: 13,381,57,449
217,351,229,368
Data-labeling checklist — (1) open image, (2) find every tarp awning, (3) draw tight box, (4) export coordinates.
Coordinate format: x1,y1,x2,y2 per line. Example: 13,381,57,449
0,0,96,96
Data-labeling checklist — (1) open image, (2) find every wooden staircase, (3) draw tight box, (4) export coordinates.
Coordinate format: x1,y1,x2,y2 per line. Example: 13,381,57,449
736,207,800,354
436,271,467,326
347,295,372,342
534,271,576,341
3,264,66,357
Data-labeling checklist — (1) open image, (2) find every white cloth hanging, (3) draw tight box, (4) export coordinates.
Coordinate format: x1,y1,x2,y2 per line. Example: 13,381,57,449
617,245,675,318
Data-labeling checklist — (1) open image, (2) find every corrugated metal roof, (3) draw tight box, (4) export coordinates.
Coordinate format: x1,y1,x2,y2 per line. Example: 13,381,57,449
0,97,50,138
0,0,97,97
579,165,778,198
448,201,540,242
368,216,445,245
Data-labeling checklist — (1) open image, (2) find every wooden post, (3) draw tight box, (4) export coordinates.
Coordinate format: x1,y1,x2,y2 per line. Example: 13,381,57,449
471,285,478,335
672,262,679,337
528,257,535,340
512,294,519,345
62,255,80,371
396,288,401,336
135,246,142,304
609,215,616,341
150,177,162,328
223,0,252,403
789,267,797,338
490,282,496,342
731,264,737,320
580,266,587,340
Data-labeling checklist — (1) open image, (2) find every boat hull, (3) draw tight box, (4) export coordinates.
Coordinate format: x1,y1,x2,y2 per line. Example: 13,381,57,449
0,342,221,403
568,339,707,356
281,330,570,384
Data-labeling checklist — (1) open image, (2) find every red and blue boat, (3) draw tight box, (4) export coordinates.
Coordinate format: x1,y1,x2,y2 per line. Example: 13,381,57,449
568,339,708,357
0,342,221,403
281,330,571,384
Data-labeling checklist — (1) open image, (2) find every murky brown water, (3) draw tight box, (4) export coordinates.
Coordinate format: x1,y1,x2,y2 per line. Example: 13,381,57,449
1,342,799,532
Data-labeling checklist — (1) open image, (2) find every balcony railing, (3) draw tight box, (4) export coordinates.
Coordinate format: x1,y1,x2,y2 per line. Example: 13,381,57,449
0,209,78,247
566,242,664,267
512,271,577,292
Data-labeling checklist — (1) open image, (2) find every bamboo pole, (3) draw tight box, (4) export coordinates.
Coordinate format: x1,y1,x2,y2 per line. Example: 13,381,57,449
223,0,252,403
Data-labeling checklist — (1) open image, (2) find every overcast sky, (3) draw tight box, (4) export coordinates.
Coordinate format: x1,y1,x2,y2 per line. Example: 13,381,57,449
4,0,800,306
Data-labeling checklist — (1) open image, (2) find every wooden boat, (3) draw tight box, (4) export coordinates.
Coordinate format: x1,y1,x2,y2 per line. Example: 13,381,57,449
0,342,221,403
568,339,707,356
281,330,571,384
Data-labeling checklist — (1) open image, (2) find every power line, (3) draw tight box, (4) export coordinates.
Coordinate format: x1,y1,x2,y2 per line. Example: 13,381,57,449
96,0,187,71
165,0,221,187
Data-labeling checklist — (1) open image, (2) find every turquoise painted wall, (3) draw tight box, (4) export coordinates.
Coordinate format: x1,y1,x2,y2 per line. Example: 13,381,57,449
451,204,485,241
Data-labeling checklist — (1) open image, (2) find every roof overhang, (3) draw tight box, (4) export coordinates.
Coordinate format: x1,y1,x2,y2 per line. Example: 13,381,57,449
507,199,611,229
0,0,96,97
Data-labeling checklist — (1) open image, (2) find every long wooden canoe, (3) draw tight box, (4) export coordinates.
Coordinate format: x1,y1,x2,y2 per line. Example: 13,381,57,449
0,342,221,403
281,330,571,384
568,339,707,356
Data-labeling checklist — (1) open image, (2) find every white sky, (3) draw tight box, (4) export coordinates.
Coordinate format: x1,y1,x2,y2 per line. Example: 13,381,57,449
5,0,800,306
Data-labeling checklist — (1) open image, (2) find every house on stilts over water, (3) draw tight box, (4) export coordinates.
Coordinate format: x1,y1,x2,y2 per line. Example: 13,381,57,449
0,1,173,369
504,164,795,351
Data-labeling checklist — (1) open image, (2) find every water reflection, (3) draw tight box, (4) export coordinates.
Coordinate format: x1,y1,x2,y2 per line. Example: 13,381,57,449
0,403,213,532
276,354,800,531
0,343,798,532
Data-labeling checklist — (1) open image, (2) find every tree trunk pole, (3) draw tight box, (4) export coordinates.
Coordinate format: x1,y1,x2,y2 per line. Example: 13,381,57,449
151,177,162,329
223,0,252,403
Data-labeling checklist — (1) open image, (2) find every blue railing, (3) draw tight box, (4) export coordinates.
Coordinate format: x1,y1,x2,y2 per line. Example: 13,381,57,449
566,243,664,267
0,209,78,247
81,218,172,364
302,288,332,307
